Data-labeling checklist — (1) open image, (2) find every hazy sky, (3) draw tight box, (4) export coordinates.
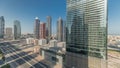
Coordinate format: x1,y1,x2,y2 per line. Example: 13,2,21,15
0,0,120,34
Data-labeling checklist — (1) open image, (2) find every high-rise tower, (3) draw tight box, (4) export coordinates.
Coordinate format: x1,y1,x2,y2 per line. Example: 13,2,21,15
0,16,5,39
57,17,63,42
65,0,108,68
40,22,46,39
14,20,21,40
46,16,52,42
34,17,40,39
5,27,12,39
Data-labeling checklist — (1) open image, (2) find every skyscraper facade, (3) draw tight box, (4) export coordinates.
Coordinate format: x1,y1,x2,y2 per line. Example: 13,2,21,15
0,16,5,39
40,22,46,39
34,17,40,39
46,16,52,42
63,21,66,42
57,17,63,42
14,20,21,40
5,27,12,39
65,0,108,68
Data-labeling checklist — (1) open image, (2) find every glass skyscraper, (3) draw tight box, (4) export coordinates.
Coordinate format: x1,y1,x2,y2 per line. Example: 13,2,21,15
14,20,21,40
57,17,64,42
34,17,40,39
0,16,5,39
65,0,108,68
46,16,52,42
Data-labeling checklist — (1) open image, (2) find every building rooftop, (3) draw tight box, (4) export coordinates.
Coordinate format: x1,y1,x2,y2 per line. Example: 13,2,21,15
41,47,65,56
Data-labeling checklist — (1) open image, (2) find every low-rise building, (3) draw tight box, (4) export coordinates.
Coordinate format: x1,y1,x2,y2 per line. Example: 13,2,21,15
57,42,66,48
39,39,47,45
40,47,65,68
33,39,39,45
26,38,34,44
39,41,66,68
49,39,57,47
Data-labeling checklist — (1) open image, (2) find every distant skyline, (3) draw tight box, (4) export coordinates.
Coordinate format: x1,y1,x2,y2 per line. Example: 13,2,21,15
0,0,120,34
